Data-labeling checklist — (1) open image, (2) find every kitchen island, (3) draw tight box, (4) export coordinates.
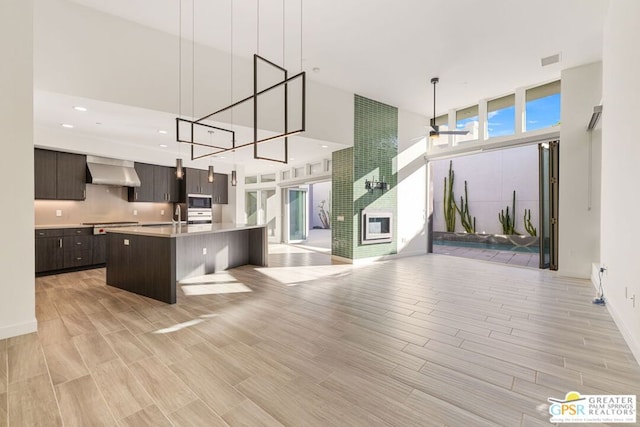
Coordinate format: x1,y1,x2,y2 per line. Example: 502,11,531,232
105,223,268,303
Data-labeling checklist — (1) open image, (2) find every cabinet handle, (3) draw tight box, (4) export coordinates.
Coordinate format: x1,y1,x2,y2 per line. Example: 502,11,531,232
83,189,86,198
38,232,45,236
135,191,138,200
76,242,82,245
59,238,63,248
76,257,82,261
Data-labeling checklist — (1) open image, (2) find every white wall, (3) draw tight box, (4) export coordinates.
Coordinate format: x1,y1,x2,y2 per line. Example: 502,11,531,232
558,62,602,279
0,0,37,339
600,0,640,363
431,145,539,235
397,109,428,256
310,181,331,229
34,0,354,147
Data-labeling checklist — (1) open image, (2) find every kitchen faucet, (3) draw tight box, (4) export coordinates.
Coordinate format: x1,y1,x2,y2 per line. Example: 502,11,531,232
174,204,181,224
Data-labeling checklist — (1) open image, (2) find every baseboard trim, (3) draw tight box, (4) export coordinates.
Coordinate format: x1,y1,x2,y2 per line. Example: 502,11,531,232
591,264,640,366
0,318,38,340
331,250,427,265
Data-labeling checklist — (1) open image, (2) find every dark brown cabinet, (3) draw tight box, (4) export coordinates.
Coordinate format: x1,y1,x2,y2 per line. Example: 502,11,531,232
34,149,86,200
128,163,179,203
184,168,213,195
34,149,57,199
93,235,107,264
153,165,179,202
213,173,228,204
128,162,154,202
35,229,64,273
35,227,96,274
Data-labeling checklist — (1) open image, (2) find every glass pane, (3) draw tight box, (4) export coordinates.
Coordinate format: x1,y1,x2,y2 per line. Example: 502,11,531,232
526,81,561,132
289,190,306,241
539,145,550,268
487,94,515,138
260,173,276,183
245,191,258,225
245,175,258,184
456,105,479,142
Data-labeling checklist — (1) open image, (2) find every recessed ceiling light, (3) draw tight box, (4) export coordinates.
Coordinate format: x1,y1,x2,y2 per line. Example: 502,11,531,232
73,106,87,112
312,67,320,73
159,144,168,148
158,130,168,134
61,123,74,129
219,156,225,159
321,145,328,148
289,157,295,161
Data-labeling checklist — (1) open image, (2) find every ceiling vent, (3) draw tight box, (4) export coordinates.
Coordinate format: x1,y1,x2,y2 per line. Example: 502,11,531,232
541,53,561,67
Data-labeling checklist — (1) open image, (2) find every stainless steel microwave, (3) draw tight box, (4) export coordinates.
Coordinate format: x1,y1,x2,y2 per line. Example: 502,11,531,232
187,194,212,209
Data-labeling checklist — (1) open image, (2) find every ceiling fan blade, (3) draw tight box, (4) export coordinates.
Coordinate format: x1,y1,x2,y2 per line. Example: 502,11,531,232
438,130,470,135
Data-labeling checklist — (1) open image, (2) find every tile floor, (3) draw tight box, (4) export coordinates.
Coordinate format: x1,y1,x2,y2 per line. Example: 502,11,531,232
2,245,639,426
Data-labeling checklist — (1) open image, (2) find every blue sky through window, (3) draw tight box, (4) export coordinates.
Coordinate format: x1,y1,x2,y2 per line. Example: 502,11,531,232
487,106,515,138
526,93,561,131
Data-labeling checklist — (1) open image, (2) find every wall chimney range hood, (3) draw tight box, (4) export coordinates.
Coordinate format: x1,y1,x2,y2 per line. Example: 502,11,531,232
86,155,141,187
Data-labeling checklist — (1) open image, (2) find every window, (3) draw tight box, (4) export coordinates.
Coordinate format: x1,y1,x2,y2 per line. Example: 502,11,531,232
245,175,258,185
487,94,515,138
260,173,276,183
525,81,560,132
456,105,479,142
430,114,449,146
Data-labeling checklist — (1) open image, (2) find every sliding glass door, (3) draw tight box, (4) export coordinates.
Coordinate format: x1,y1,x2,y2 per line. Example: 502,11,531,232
285,188,308,243
538,140,559,270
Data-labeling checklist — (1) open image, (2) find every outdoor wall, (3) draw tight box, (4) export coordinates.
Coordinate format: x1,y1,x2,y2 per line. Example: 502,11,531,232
600,0,640,363
558,61,602,279
0,0,37,339
309,181,331,229
431,145,539,235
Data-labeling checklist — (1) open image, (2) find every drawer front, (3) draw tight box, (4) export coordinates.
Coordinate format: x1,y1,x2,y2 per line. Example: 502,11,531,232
64,249,93,268
35,228,64,238
63,227,92,237
63,235,93,250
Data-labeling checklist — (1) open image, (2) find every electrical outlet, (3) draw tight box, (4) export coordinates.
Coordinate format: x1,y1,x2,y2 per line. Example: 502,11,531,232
133,210,138,216
55,210,62,217
161,209,165,216
124,239,129,246
631,294,636,308
202,248,207,255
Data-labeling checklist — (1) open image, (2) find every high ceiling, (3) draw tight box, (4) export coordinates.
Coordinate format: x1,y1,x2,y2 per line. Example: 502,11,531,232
65,0,608,115
35,0,609,173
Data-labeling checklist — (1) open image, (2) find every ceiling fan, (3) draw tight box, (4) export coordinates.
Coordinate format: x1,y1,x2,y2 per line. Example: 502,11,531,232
429,77,469,137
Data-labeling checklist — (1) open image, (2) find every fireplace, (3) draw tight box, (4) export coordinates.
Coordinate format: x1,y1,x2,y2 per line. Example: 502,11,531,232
361,210,393,244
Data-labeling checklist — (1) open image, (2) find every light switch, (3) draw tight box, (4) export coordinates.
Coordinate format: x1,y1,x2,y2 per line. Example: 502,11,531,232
133,210,138,216
202,248,207,255
55,210,62,217
124,239,130,246
337,215,344,222
161,209,165,215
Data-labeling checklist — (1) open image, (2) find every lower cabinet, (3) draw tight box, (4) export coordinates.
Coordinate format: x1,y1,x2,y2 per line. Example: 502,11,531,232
93,235,107,264
35,227,101,274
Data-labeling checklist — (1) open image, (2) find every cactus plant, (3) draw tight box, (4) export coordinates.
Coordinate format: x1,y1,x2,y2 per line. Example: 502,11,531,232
524,208,537,237
456,180,476,233
443,160,457,232
498,190,520,235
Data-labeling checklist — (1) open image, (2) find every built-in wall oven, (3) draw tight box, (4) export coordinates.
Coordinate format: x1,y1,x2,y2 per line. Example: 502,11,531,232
361,210,393,244
186,194,213,224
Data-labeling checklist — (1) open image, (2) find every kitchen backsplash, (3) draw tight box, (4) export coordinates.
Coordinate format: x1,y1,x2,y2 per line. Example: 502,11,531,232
35,184,222,225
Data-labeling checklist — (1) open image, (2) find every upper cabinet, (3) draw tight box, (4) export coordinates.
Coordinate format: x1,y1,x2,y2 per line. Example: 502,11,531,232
213,173,228,204
128,163,179,203
183,168,213,196
34,149,86,200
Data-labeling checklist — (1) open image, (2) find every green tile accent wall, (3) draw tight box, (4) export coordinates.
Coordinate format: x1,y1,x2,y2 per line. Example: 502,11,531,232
331,147,354,259
331,95,398,260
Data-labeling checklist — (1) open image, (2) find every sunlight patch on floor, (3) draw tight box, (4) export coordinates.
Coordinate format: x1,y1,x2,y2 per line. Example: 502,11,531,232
181,282,253,296
153,319,204,334
254,264,355,285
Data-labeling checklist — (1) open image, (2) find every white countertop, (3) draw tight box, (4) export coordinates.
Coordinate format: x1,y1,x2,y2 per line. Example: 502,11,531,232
35,221,180,230
103,222,266,238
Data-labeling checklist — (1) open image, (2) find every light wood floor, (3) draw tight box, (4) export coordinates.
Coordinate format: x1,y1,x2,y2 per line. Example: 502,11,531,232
2,245,639,426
